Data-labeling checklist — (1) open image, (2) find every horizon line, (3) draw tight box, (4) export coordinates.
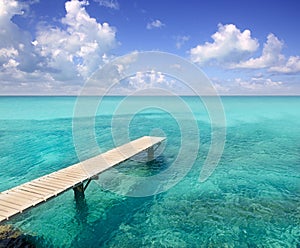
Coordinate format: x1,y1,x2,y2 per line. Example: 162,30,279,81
0,94,300,97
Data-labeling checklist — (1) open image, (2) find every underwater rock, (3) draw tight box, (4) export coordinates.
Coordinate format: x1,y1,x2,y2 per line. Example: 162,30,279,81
0,225,35,248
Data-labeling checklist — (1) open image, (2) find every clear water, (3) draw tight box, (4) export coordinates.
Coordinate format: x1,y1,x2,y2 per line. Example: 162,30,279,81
0,96,299,247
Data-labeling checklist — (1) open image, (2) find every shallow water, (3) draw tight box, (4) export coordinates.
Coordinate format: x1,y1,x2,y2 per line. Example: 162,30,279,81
0,96,299,247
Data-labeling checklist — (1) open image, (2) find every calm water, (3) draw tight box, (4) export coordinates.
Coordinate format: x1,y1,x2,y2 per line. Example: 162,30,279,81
0,96,299,247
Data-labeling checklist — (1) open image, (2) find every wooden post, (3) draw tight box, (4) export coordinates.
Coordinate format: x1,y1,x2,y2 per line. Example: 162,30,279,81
73,183,87,223
73,183,85,200
147,146,154,161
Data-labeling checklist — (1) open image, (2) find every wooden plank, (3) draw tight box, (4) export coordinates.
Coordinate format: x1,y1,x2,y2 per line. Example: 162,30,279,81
0,195,25,207
52,172,84,180
58,166,80,172
14,186,46,197
1,191,38,202
0,209,9,215
22,185,56,195
0,197,33,213
47,175,84,184
104,153,125,160
103,157,125,164
15,189,49,200
0,195,37,209
62,173,89,181
0,200,20,210
37,177,73,187
64,168,87,178
63,167,87,175
36,181,72,190
0,213,7,218
0,203,19,213
0,200,21,210
0,205,19,217
43,179,75,188
46,175,78,184
102,155,124,161
28,184,60,195
28,182,63,192
0,193,41,209
12,189,45,199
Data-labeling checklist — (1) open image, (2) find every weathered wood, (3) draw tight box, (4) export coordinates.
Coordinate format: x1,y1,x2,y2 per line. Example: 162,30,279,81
0,136,165,223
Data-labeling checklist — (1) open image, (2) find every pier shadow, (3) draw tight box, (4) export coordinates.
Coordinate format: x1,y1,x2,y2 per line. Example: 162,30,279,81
116,154,168,178
146,155,168,173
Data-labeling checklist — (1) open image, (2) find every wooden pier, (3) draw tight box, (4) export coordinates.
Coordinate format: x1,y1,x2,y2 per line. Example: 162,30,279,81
0,136,165,223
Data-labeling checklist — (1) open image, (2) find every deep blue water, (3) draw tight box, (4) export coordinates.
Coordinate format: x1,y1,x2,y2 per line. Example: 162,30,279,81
0,96,299,247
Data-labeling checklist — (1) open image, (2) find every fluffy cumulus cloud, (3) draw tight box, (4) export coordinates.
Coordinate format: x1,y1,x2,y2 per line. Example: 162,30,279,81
0,0,39,73
0,0,48,94
34,0,116,80
192,24,300,75
190,24,258,64
234,33,300,74
235,34,284,69
0,0,117,94
146,19,165,30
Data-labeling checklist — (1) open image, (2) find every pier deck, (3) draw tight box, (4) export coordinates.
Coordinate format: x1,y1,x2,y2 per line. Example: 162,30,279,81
0,136,165,223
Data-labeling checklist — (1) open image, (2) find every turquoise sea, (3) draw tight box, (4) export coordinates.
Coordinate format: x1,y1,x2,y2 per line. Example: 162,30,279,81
0,96,299,247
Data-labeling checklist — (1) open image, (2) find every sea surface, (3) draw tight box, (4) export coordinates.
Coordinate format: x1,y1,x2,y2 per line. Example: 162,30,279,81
0,96,299,247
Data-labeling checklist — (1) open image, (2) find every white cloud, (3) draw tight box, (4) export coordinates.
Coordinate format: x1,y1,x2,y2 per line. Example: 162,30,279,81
0,0,51,95
34,0,116,80
93,0,119,10
190,23,300,77
235,34,285,69
190,24,258,64
235,77,283,91
234,34,300,74
0,0,38,73
3,58,19,68
128,70,167,89
146,19,165,30
213,83,230,94
210,76,289,95
0,0,117,95
0,47,18,58
107,70,180,95
175,35,190,49
0,0,25,20
270,56,300,73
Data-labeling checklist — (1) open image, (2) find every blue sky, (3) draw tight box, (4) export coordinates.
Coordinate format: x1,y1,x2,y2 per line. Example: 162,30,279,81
0,0,300,95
